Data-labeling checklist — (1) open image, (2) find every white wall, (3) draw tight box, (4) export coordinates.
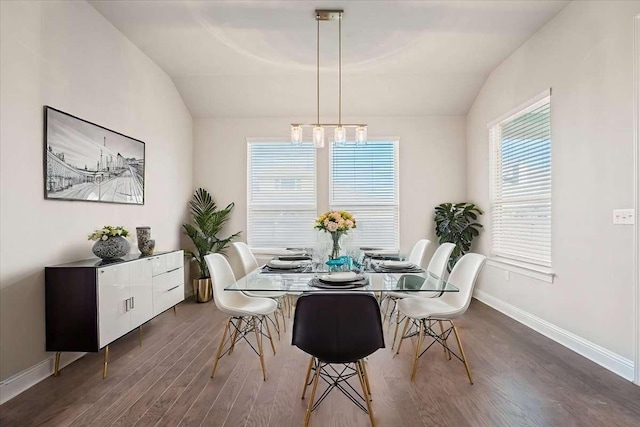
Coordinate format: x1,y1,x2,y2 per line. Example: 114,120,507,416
193,116,466,259
467,0,640,363
0,1,193,381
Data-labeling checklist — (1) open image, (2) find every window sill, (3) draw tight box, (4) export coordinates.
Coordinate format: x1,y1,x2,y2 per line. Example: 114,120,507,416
486,257,555,283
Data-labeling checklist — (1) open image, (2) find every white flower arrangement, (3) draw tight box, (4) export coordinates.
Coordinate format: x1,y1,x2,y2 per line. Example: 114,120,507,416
88,225,130,241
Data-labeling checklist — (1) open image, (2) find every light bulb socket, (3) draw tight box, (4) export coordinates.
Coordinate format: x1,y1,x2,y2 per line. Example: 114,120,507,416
334,126,346,146
355,125,367,146
291,125,303,145
313,126,325,148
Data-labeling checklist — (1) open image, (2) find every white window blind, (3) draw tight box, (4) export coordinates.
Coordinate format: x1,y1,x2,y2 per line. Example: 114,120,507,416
247,141,317,249
489,94,552,267
330,141,399,250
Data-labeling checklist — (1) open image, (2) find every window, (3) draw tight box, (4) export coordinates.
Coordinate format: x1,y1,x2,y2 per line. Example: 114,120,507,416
330,141,399,250
489,92,552,267
247,141,317,249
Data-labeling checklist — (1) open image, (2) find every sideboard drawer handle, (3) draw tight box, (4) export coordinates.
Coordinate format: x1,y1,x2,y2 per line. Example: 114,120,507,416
166,285,180,292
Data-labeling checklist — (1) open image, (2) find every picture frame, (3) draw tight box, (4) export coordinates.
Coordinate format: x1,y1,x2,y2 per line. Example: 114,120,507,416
43,106,145,205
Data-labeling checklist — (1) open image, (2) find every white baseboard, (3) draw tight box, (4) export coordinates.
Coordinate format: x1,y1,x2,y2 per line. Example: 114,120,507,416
473,290,635,382
0,352,86,405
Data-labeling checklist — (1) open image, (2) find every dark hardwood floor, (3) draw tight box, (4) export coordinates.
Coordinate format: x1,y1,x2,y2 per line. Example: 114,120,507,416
1,298,639,426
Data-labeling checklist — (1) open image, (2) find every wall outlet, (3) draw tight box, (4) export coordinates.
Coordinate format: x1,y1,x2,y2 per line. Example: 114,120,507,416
613,209,635,225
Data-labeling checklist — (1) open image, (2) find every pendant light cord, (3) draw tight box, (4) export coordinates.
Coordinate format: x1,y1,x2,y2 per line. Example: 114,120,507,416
317,15,320,127
339,13,342,127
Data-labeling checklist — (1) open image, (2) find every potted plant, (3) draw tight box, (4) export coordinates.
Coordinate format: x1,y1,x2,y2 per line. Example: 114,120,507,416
88,225,130,260
434,203,483,271
183,188,241,302
314,210,357,260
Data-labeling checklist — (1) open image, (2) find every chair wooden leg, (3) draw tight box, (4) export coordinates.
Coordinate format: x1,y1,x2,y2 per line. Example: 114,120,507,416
301,356,314,399
254,317,267,381
360,360,372,401
280,302,287,332
229,318,242,354
304,358,321,427
391,309,402,350
273,311,281,340
451,322,473,385
411,321,424,381
264,315,276,355
395,318,411,355
381,295,390,324
356,361,376,426
211,318,230,378
438,320,451,360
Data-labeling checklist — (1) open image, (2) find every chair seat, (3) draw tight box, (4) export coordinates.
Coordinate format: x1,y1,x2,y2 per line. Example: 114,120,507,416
397,297,462,320
220,297,278,317
244,290,287,299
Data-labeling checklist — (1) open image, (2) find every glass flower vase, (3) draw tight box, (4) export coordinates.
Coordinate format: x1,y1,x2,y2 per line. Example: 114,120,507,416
330,231,343,260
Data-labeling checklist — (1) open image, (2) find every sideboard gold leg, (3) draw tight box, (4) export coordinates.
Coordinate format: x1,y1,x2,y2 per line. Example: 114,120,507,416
53,352,61,377
173,306,177,316
102,346,109,379
139,326,143,347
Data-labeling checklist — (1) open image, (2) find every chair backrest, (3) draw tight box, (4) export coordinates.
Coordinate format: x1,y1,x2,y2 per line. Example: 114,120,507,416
204,253,253,314
426,242,456,278
233,241,259,277
292,293,385,363
407,239,431,268
439,253,486,315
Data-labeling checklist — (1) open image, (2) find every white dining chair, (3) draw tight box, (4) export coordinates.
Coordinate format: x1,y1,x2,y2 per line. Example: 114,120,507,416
394,253,486,383
406,238,431,268
205,253,278,381
388,242,456,348
233,242,288,335
380,239,431,321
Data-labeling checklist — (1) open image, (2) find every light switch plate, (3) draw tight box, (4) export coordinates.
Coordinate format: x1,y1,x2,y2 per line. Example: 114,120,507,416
613,209,635,225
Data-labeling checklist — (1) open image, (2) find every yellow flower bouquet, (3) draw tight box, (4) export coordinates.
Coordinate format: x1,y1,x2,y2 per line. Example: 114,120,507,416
314,211,356,259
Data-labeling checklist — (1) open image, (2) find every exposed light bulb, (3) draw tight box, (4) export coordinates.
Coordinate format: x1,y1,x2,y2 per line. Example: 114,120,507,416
291,125,303,145
334,126,346,146
313,126,325,148
355,125,367,147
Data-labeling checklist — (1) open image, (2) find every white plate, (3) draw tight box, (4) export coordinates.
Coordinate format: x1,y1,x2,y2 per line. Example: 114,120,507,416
381,260,414,269
317,272,363,283
267,259,304,269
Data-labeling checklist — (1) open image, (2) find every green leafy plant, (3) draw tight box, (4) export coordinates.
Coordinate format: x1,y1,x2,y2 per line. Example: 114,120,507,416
434,203,483,271
183,188,241,279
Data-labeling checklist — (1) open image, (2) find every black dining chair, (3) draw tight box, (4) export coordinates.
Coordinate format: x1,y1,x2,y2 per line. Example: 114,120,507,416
292,293,385,426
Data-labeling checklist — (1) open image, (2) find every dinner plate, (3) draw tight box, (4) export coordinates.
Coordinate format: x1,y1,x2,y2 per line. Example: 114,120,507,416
266,259,306,269
380,260,414,269
278,255,312,261
317,272,363,283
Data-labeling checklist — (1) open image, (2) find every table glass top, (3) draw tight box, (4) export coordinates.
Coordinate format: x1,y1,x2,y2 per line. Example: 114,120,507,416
225,267,459,294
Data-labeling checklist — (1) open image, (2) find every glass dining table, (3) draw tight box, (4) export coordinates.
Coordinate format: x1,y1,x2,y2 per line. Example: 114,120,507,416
224,264,459,294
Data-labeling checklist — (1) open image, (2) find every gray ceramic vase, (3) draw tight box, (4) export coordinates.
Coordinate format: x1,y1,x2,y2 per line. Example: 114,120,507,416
92,236,130,260
136,226,154,255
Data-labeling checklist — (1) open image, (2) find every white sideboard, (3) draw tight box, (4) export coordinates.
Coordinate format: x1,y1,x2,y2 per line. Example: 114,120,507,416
45,250,185,377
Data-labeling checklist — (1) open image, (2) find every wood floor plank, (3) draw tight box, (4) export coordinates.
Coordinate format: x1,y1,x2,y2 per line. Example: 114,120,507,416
67,315,216,427
106,320,218,427
2,299,640,427
17,309,204,427
132,335,218,426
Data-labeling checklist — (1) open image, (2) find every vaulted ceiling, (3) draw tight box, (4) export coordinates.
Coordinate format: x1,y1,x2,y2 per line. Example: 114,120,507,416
90,0,569,118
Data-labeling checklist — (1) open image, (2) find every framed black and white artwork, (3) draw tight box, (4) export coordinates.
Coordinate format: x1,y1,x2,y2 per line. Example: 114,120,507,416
44,106,145,205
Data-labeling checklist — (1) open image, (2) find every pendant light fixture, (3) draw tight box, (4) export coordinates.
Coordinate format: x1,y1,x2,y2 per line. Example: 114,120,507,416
290,9,367,148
